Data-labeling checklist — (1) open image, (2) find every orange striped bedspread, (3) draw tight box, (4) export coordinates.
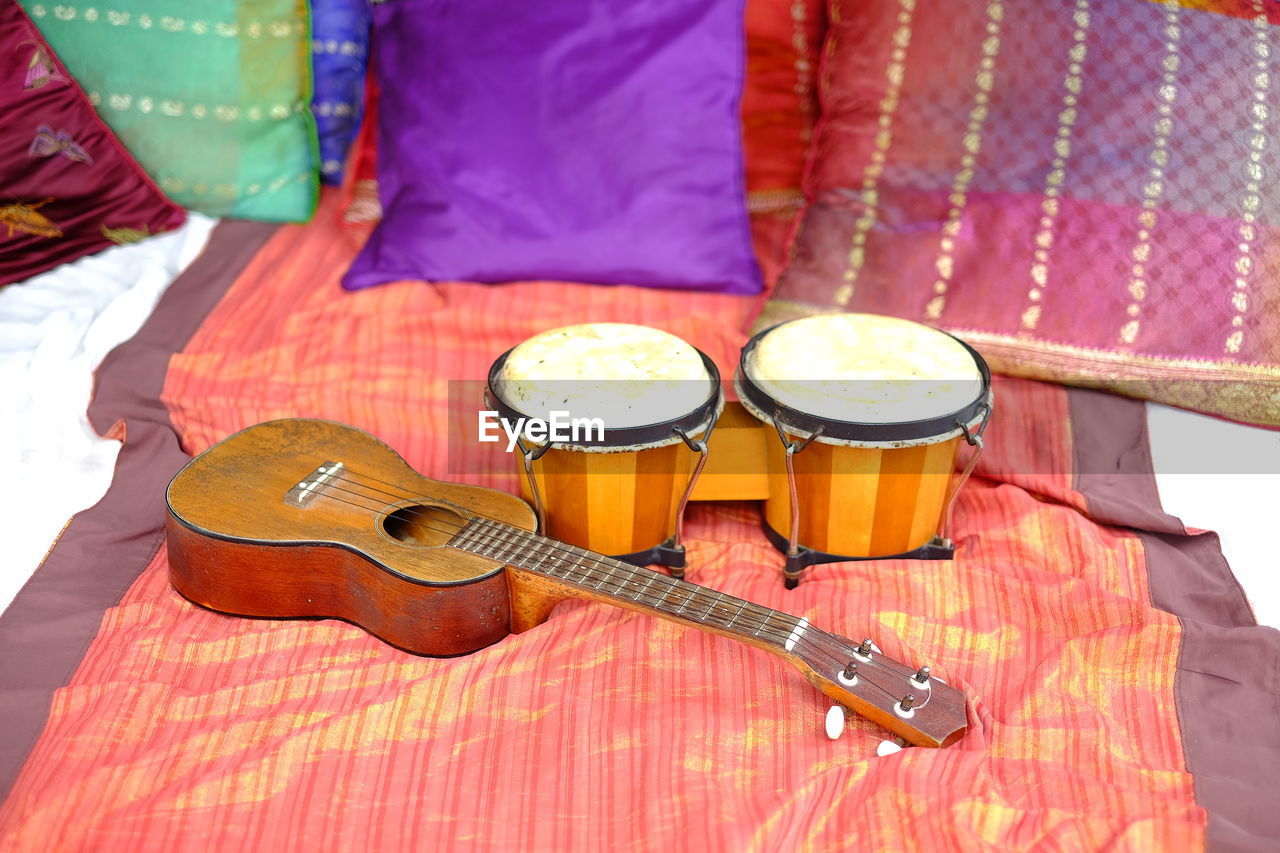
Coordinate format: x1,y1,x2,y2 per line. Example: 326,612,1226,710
1,192,1275,850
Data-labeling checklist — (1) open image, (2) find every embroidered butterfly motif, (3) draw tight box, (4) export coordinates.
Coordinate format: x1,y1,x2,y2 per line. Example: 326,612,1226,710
0,199,62,239
28,125,92,164
21,41,66,91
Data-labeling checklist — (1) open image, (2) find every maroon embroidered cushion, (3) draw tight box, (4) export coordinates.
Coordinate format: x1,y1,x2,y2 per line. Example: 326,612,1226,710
1,0,184,286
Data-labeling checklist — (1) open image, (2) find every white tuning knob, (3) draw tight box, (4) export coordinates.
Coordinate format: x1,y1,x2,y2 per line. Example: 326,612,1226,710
876,739,903,757
825,705,846,740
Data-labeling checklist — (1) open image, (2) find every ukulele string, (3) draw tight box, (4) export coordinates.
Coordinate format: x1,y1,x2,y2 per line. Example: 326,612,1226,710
327,469,923,694
319,475,882,686
319,471,830,649
471,521,919,705
325,466,922,682
312,467,924,697
476,516,929,705
324,467,922,688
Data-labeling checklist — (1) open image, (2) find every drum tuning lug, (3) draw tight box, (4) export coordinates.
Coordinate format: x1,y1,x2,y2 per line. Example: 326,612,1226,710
927,535,954,552
662,542,685,579
824,705,846,740
782,551,808,589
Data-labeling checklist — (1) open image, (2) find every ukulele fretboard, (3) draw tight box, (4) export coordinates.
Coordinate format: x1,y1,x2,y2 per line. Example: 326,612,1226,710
450,518,809,651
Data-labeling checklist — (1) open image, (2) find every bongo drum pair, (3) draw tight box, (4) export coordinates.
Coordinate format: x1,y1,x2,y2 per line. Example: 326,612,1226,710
485,315,992,587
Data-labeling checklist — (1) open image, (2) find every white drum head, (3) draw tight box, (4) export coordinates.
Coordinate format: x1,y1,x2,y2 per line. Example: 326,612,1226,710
495,323,712,431
745,314,984,426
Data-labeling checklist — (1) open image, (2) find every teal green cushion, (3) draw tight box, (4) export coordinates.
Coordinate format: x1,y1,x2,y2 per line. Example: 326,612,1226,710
21,2,318,221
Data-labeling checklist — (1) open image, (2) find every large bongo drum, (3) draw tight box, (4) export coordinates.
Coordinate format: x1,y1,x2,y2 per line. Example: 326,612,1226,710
486,324,722,576
735,314,992,588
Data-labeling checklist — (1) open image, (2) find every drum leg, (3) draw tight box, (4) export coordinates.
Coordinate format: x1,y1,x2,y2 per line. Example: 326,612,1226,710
761,521,954,578
612,540,688,574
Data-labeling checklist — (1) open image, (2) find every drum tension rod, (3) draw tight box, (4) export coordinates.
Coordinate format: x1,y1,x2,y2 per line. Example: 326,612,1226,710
516,438,553,536
772,415,824,589
933,401,992,548
667,409,720,580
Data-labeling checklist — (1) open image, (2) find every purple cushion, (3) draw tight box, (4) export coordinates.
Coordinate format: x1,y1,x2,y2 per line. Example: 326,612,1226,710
342,0,762,294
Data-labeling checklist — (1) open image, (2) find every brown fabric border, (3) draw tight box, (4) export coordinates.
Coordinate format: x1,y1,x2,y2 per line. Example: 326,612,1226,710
1068,388,1280,851
0,220,277,804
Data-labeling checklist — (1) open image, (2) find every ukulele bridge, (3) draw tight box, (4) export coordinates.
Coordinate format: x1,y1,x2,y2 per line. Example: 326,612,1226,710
286,461,345,507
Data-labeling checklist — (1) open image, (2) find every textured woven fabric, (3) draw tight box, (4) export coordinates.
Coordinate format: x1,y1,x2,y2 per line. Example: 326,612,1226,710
762,0,1280,426
311,0,369,184
0,0,184,285
0,192,1208,849
337,62,380,226
20,0,318,221
741,0,825,207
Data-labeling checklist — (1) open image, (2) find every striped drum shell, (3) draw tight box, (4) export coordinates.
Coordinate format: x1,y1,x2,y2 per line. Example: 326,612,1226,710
517,439,703,558
488,324,722,560
737,314,992,559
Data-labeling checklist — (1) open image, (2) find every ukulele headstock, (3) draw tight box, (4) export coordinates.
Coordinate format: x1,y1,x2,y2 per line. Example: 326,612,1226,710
796,635,967,749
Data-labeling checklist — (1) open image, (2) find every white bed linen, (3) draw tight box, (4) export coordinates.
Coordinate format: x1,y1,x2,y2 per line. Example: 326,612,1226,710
0,215,216,614
1148,403,1280,630
0,232,1274,630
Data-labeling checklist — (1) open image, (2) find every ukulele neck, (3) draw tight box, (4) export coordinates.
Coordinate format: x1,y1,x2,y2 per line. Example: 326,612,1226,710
449,517,808,654
446,516,967,751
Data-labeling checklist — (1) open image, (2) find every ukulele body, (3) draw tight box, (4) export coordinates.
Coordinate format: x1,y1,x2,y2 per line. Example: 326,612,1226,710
166,418,540,656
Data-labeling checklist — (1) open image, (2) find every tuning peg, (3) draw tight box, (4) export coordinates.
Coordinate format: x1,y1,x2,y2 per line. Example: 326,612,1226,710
899,694,916,713
876,737,908,757
837,661,859,685
913,666,931,685
857,638,874,656
824,705,846,740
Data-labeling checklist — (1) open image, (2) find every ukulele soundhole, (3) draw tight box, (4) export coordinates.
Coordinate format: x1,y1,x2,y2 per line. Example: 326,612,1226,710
381,504,467,547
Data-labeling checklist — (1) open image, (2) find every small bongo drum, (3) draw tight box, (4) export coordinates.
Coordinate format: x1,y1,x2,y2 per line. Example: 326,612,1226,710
486,323,722,576
735,314,992,588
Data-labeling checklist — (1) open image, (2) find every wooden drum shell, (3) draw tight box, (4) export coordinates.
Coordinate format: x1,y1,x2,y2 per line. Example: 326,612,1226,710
763,433,963,559
518,440,697,558
489,325,722,561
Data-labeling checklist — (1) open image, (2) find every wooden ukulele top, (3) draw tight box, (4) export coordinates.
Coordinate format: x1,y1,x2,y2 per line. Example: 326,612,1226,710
167,418,537,585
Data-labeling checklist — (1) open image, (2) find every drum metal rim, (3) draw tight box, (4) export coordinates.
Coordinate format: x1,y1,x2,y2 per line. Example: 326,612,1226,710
736,321,993,446
486,347,724,452
734,377,992,449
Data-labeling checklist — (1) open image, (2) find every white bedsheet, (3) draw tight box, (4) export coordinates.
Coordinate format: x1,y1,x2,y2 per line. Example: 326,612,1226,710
1149,403,1280,629
0,229,1275,630
0,216,216,613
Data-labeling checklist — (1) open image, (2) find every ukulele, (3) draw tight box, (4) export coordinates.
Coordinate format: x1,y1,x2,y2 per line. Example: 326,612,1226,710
165,418,967,748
